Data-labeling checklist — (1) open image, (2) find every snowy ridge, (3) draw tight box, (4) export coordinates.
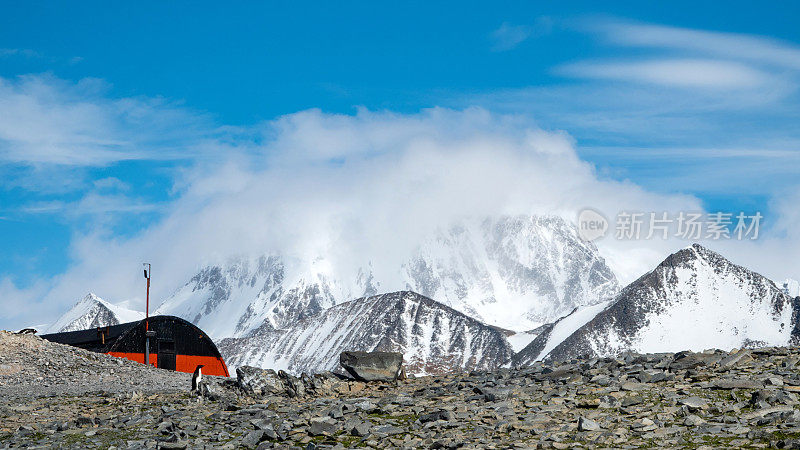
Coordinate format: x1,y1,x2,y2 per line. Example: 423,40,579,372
46,293,144,333
783,279,800,297
218,291,514,375
513,301,612,366
529,244,799,362
401,216,618,331
156,215,619,341
154,255,376,339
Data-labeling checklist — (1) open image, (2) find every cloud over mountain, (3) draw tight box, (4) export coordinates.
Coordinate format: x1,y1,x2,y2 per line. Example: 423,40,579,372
1,97,705,328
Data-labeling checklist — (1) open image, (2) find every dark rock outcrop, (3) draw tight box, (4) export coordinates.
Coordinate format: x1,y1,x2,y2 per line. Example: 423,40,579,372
339,351,403,381
235,365,362,398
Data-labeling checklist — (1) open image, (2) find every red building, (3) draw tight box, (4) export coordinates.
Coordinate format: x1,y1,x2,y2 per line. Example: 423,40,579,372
41,315,229,377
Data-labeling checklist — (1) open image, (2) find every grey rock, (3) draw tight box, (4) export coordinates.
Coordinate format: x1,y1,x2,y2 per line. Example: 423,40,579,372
622,396,643,407
632,417,657,431
371,424,404,435
670,352,722,371
718,350,752,369
638,369,668,383
159,441,188,450
684,415,705,426
679,396,708,411
711,379,764,390
350,421,371,437
309,417,337,436
339,351,403,381
474,386,511,402
237,366,287,396
420,410,453,423
241,430,265,448
578,416,601,431
11,326,800,450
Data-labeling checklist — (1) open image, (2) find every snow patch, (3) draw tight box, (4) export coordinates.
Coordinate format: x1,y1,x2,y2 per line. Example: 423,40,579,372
507,330,541,353
536,301,611,361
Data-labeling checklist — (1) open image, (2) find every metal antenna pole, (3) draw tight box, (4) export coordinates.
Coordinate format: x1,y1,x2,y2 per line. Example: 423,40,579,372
143,263,151,366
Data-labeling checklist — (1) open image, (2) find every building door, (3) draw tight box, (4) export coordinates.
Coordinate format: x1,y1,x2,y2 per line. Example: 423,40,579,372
157,339,176,371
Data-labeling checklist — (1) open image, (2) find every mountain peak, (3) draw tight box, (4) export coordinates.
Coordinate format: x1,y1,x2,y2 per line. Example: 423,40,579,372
81,292,105,305
664,243,720,266
47,294,144,333
219,290,514,375
523,242,796,362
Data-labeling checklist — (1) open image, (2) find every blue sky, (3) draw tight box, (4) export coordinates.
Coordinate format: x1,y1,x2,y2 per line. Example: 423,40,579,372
2,1,800,327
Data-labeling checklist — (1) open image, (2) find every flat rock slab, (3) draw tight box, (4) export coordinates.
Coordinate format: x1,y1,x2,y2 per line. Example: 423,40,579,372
670,352,723,370
339,351,403,382
718,350,753,368
711,379,764,390
679,396,708,410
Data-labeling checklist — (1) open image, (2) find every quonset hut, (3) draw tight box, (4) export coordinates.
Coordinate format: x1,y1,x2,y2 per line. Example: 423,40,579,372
40,315,230,377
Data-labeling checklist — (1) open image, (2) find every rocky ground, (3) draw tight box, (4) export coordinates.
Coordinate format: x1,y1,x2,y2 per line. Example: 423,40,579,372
0,331,189,401
5,332,800,448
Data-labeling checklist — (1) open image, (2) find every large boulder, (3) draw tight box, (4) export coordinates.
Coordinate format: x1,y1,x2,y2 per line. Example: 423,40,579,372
236,366,348,397
339,351,403,381
236,366,286,396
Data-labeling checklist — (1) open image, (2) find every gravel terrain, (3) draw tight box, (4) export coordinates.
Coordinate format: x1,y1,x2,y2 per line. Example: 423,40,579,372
5,331,800,448
0,331,190,400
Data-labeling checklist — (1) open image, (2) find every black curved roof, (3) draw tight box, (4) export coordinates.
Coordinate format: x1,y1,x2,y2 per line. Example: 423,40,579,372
40,315,225,359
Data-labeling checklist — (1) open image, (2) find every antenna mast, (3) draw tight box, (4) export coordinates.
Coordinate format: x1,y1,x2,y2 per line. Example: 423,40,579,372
143,263,152,366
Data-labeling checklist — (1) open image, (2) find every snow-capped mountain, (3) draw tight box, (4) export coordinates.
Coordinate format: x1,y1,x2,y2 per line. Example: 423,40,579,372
783,279,800,297
402,216,618,331
46,293,144,333
518,244,800,363
155,255,367,340
218,291,514,375
156,215,619,339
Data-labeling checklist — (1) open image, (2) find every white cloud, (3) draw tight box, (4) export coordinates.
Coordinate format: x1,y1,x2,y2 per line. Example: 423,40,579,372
0,107,707,328
2,103,799,331
93,177,130,191
3,22,800,330
597,21,800,71
455,20,800,195
490,22,532,51
0,48,40,58
708,186,800,288
560,19,800,92
13,192,161,231
0,75,211,168
559,58,771,89
0,277,49,330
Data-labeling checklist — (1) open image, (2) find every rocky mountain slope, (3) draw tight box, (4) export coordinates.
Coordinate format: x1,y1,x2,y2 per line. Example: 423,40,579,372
45,293,144,333
784,279,800,297
520,244,800,363
155,215,619,338
219,291,514,375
